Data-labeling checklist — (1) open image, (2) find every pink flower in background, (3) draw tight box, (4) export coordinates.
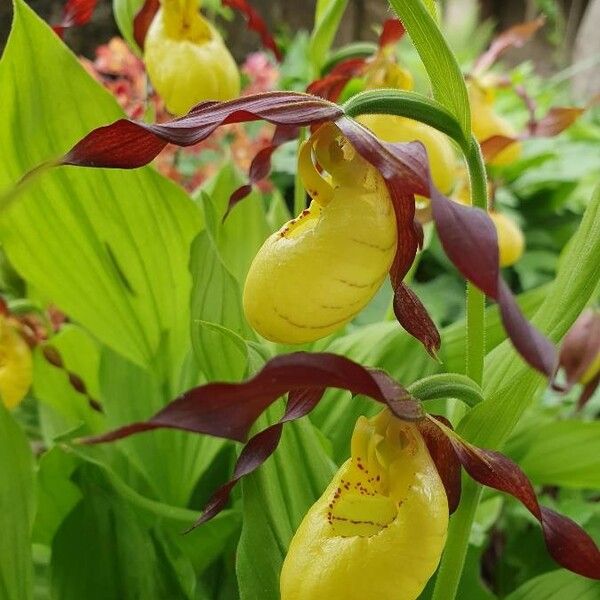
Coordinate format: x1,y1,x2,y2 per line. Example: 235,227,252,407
242,51,279,95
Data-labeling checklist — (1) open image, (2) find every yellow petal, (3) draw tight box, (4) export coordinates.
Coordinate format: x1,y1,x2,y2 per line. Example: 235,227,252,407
243,128,397,344
0,317,32,409
281,411,448,600
144,7,240,115
469,82,522,166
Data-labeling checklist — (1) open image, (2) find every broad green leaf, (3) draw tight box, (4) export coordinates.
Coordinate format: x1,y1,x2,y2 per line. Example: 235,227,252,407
459,188,600,448
0,0,202,386
387,0,470,136
99,347,224,507
517,422,600,488
113,0,145,53
69,449,241,575
309,0,349,73
32,325,104,442
236,410,336,600
189,231,252,382
198,165,270,285
32,448,81,546
50,464,195,600
504,569,600,600
0,403,35,600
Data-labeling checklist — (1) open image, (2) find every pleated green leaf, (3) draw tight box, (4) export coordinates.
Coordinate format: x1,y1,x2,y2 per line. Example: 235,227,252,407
505,569,600,600
0,0,202,384
0,404,35,600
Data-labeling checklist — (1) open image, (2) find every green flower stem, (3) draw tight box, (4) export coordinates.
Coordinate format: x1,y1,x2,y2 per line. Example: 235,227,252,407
431,137,488,600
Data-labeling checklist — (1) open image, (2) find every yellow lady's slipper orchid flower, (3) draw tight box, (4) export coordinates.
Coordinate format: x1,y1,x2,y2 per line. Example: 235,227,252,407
145,0,240,115
469,81,521,167
357,114,456,195
489,211,525,267
0,316,32,409
281,409,448,600
243,124,397,344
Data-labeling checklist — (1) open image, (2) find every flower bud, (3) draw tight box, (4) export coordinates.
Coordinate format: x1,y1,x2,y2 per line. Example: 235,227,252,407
469,82,521,166
144,0,240,116
243,125,397,344
489,211,525,267
280,410,448,600
0,316,32,409
357,114,456,195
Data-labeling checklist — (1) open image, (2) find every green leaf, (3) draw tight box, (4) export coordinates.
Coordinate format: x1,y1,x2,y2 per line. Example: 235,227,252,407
112,0,145,53
0,0,202,385
98,347,225,507
459,188,600,449
0,403,35,600
309,0,349,73
236,410,336,600
50,464,196,600
517,422,600,488
32,448,81,546
189,231,253,383
504,569,600,600
387,0,470,136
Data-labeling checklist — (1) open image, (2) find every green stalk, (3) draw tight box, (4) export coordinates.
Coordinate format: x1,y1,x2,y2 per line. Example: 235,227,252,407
431,136,488,600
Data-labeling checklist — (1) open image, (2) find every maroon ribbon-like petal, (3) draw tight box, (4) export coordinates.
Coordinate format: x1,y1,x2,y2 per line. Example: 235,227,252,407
418,416,461,514
472,17,545,76
225,124,299,215
446,432,600,579
307,58,367,102
191,388,325,528
83,352,422,446
62,93,343,169
53,0,97,37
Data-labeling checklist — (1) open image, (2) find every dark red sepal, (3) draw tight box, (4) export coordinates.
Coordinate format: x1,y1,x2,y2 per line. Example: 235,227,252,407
191,388,324,528
53,0,97,37
222,0,283,61
418,416,461,514
444,428,600,579
226,125,299,216
378,19,406,48
558,309,600,389
472,17,545,76
133,0,159,50
307,58,367,102
430,192,557,377
62,93,343,169
83,352,423,446
530,106,586,137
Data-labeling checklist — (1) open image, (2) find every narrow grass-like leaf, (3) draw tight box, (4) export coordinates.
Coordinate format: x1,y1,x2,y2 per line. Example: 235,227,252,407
387,0,470,136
